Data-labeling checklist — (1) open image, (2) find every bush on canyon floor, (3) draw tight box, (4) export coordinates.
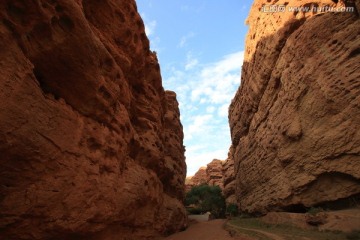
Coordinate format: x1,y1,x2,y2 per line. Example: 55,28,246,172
185,184,226,218
226,203,239,217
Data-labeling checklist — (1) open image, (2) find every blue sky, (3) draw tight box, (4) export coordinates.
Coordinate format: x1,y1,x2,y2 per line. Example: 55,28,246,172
136,0,253,176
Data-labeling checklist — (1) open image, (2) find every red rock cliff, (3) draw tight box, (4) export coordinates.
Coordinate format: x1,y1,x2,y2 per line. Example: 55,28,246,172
206,159,224,189
0,0,187,239
229,0,360,213
222,149,236,204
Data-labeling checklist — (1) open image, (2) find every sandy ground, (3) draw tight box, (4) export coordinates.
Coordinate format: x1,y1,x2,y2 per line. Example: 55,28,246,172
163,219,237,240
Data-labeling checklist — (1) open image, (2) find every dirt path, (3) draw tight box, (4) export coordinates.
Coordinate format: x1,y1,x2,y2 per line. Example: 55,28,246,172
227,222,286,240
163,219,250,240
162,218,294,240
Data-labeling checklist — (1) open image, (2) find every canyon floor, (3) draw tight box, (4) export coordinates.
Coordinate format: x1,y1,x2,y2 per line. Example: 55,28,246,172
162,210,360,240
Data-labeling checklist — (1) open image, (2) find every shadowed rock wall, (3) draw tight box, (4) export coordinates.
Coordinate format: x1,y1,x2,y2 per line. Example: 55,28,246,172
0,0,186,239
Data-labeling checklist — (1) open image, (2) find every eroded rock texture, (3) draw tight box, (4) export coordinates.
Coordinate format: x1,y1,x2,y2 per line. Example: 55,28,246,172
0,0,187,239
206,159,224,189
222,149,236,204
185,167,207,192
186,159,228,193
229,0,360,213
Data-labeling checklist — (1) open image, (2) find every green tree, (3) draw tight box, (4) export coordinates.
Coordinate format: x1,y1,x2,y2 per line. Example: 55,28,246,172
226,203,239,217
185,184,226,218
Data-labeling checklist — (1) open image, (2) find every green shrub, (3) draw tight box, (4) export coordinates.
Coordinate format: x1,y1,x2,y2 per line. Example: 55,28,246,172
346,230,360,240
226,203,239,217
185,184,226,218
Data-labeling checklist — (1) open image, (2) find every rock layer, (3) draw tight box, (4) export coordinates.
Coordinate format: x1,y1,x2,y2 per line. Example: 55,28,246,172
222,150,236,204
229,0,360,213
0,0,186,239
206,159,224,189
185,167,207,191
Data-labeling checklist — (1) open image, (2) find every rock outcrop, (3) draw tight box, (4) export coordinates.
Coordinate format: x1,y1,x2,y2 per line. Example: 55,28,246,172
222,150,236,204
206,159,224,189
185,167,207,191
0,0,186,239
186,159,230,194
229,0,360,213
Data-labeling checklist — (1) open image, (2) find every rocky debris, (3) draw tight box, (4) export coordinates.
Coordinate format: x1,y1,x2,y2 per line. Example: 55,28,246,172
0,0,186,239
305,212,328,226
222,149,236,204
229,0,360,213
206,159,224,189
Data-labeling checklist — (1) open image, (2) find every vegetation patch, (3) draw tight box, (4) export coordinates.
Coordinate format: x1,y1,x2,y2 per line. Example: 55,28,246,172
227,217,352,240
185,184,226,218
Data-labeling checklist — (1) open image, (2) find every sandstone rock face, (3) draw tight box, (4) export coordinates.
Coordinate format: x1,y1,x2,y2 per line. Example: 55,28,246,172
186,159,228,193
222,150,236,204
206,159,224,189
229,0,360,213
0,0,186,239
185,167,207,191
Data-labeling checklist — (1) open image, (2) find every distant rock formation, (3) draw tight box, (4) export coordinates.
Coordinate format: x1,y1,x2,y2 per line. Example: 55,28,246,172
206,159,224,189
185,167,207,191
0,0,186,239
229,0,360,213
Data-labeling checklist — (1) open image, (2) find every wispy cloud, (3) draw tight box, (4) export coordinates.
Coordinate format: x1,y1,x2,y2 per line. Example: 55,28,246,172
144,19,156,36
178,32,195,48
185,52,199,70
140,12,162,52
163,50,244,176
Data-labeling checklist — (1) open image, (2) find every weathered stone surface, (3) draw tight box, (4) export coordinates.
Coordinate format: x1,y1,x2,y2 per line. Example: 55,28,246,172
222,149,236,204
229,0,360,213
185,167,207,191
0,0,186,239
186,159,229,193
206,159,224,189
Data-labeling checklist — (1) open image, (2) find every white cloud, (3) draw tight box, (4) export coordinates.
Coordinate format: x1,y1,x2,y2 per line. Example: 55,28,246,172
163,50,244,176
139,12,161,52
178,32,195,48
190,51,244,104
206,106,215,113
218,104,229,118
186,148,228,176
144,19,156,36
185,52,199,71
185,56,199,70
185,114,212,140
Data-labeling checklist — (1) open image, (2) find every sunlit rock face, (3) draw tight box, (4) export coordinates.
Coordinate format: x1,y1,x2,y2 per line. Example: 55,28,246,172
206,159,224,189
0,0,187,239
185,167,207,192
186,160,224,191
229,0,360,213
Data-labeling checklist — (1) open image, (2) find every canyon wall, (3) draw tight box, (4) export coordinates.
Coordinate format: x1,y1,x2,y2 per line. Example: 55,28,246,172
186,158,236,204
206,159,224,189
222,149,236,204
229,0,360,213
185,167,207,192
186,160,224,191
0,0,187,239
